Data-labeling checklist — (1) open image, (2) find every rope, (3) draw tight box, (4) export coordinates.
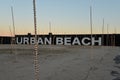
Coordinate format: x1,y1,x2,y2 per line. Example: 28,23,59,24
33,0,39,80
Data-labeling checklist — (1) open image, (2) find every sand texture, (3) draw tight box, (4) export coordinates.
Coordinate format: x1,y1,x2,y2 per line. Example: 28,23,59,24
0,45,120,80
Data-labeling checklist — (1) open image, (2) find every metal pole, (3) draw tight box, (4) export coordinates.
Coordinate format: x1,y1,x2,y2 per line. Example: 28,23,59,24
102,19,104,46
107,24,109,46
90,6,93,46
11,6,15,43
114,27,116,46
33,0,39,80
49,21,51,33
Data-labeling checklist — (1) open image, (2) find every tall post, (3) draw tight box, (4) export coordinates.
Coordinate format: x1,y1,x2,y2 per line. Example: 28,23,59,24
33,0,39,80
49,21,51,33
107,24,109,46
11,6,15,43
90,6,93,46
102,19,104,46
11,6,16,56
114,27,116,46
89,3,94,60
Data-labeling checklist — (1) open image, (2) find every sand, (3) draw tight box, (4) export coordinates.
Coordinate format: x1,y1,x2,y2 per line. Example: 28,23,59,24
0,45,120,80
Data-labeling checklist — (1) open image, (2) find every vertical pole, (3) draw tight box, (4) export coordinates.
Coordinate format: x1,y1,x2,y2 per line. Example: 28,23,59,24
90,6,93,46
49,21,51,33
49,21,52,45
9,26,13,53
33,0,39,80
11,5,18,62
107,24,109,46
90,4,93,60
11,6,15,43
114,34,115,46
114,27,116,46
102,19,104,46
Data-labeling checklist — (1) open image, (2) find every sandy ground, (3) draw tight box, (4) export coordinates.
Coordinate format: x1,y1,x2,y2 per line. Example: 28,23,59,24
0,45,120,80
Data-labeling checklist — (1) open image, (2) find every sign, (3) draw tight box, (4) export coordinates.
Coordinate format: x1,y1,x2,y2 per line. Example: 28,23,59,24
16,36,102,46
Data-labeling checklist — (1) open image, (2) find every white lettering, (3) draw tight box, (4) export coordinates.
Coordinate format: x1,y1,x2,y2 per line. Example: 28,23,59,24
16,36,102,46
16,37,22,44
56,37,63,45
82,37,91,46
23,37,29,44
92,37,101,45
72,37,81,45
44,37,52,45
38,37,43,44
64,37,71,45
30,37,35,44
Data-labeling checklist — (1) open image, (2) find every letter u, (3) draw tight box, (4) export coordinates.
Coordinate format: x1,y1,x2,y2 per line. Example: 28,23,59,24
16,37,22,44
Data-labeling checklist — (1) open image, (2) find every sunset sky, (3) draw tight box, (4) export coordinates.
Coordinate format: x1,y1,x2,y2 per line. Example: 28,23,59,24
0,0,120,36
